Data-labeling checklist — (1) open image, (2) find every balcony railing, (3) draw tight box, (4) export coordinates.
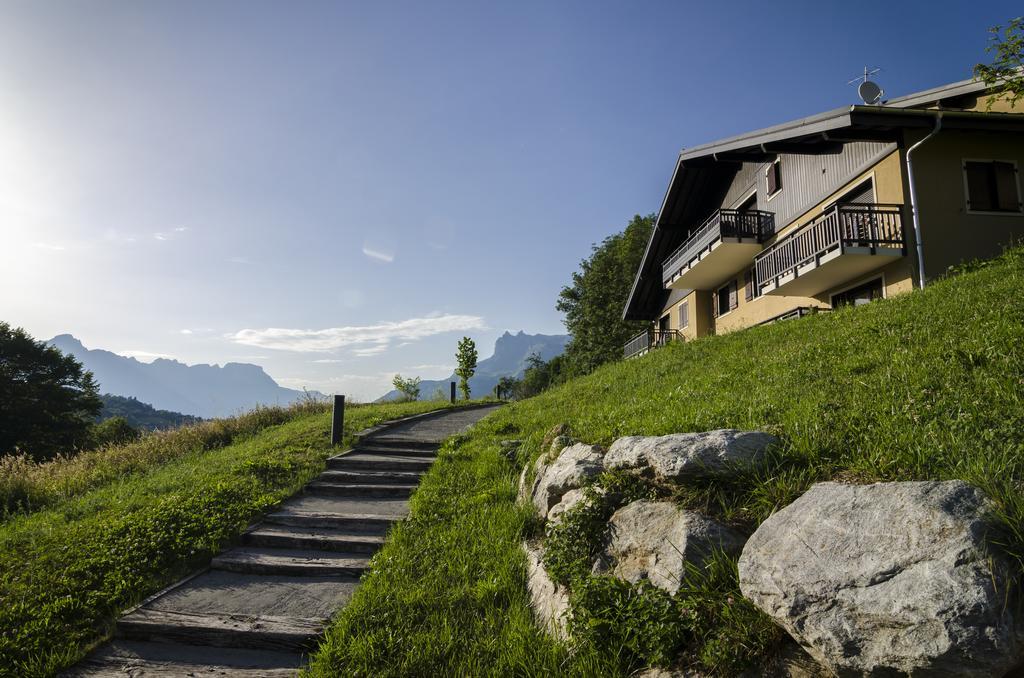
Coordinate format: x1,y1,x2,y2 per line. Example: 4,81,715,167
662,209,775,285
623,329,682,359
755,204,905,294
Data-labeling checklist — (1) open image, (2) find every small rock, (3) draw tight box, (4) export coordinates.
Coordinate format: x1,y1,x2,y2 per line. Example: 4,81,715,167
605,430,776,481
592,500,744,594
499,439,523,461
738,480,1024,677
518,452,549,503
531,443,604,518
548,488,594,526
541,423,571,453
523,541,570,639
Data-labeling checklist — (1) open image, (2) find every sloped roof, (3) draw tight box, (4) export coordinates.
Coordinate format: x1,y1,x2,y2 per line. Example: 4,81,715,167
623,77,1023,321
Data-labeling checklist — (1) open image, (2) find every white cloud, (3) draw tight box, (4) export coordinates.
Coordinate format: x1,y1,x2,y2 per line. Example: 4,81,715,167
229,314,486,354
353,345,388,357
180,329,193,335
312,359,346,364
409,363,454,372
33,242,66,251
361,246,394,263
154,226,189,242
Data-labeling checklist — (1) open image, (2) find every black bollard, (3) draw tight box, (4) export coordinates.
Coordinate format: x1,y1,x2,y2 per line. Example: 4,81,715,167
450,381,456,403
330,394,345,445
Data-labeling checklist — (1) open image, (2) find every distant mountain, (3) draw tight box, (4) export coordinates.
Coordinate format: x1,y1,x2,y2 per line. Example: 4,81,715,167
98,394,202,430
48,334,320,419
377,331,570,402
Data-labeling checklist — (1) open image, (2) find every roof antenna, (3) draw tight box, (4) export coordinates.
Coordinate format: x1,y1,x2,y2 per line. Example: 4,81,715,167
849,66,884,105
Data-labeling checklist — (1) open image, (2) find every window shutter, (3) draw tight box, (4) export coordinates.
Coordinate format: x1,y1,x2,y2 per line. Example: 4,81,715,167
712,293,719,318
729,280,738,310
679,301,689,328
767,160,781,195
965,162,994,211
744,269,754,302
995,162,1020,212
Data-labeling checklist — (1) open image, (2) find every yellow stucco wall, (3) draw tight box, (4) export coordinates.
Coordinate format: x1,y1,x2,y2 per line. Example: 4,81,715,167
659,290,713,340
907,129,1024,280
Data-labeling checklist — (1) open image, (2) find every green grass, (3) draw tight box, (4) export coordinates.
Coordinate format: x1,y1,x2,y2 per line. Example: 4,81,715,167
306,248,1024,676
0,398,473,677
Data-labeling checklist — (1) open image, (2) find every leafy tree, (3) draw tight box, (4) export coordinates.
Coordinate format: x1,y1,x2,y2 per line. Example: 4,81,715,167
91,416,141,448
454,337,478,400
975,16,1024,109
495,376,518,400
512,353,568,399
557,213,655,376
391,374,422,402
0,322,102,460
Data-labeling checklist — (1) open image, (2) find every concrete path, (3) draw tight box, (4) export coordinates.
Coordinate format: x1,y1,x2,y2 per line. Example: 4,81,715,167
68,405,500,677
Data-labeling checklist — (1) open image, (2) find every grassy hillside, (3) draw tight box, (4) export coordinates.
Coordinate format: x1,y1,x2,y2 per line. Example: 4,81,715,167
306,247,1024,677
0,399,471,677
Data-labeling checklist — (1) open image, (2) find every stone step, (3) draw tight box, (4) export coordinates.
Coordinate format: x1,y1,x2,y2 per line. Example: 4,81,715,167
66,640,302,677
263,510,398,533
243,526,386,554
306,482,414,499
352,445,439,458
211,547,370,576
360,438,438,451
326,456,433,472
317,469,422,485
116,608,324,653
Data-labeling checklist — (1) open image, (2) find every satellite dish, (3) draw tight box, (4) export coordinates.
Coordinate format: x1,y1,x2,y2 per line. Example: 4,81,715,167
858,80,883,105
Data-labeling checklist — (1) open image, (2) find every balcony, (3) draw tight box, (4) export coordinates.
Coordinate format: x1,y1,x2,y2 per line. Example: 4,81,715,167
623,329,682,359
755,204,905,297
662,209,775,290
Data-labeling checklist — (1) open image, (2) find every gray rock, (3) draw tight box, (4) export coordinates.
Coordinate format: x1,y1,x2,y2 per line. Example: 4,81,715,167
605,430,777,481
592,500,744,594
518,452,549,504
739,481,1023,677
531,443,604,518
547,488,593,527
500,439,523,461
523,541,570,639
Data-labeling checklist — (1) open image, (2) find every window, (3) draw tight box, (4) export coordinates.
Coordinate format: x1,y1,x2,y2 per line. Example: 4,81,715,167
714,280,738,317
744,267,760,302
766,158,782,197
679,301,689,329
964,160,1021,213
831,277,884,308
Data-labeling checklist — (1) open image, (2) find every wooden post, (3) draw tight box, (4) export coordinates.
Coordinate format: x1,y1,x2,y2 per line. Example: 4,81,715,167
330,394,345,445
450,381,456,403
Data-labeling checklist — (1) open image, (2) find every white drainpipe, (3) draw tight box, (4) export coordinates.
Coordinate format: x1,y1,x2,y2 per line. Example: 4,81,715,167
905,112,942,289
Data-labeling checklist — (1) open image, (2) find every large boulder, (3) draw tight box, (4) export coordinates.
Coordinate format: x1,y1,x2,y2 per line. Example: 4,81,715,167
605,430,776,482
531,443,605,518
739,481,1024,676
523,542,570,639
592,500,744,594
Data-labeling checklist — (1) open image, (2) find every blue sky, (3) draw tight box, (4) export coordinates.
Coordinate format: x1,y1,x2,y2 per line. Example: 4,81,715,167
0,1,1018,400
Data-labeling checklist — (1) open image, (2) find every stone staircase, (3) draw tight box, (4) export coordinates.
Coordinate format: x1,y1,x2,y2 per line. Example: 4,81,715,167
68,405,499,676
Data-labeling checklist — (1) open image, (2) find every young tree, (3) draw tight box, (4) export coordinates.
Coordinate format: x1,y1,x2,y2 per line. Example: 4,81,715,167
454,336,478,400
0,322,102,460
975,17,1024,109
557,213,655,376
495,375,518,400
391,374,422,402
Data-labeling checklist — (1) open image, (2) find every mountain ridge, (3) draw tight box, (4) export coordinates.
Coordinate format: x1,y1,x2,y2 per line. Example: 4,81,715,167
376,330,569,401
48,334,318,418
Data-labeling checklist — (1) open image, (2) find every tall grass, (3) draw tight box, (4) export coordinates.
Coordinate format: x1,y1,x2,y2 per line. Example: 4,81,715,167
307,247,1024,676
0,399,330,518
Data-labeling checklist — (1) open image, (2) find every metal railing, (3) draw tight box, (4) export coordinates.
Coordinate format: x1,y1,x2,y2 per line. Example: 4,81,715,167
623,329,682,359
754,204,904,292
662,209,775,284
755,306,829,326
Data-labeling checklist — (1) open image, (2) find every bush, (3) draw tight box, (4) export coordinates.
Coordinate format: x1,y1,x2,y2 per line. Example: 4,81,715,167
90,416,140,448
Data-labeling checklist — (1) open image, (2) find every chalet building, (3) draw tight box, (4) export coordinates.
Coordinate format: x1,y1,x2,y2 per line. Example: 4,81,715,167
623,76,1024,358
